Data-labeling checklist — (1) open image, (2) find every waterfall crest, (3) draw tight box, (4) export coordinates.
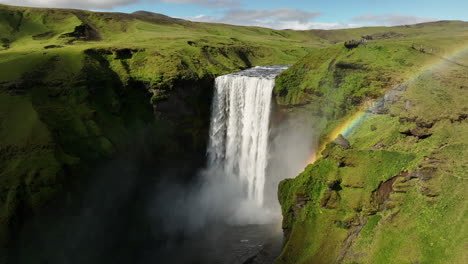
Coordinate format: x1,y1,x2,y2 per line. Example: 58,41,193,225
207,66,289,206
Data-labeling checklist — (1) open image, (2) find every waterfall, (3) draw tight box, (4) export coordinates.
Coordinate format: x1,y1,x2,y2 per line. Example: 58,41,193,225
207,66,289,206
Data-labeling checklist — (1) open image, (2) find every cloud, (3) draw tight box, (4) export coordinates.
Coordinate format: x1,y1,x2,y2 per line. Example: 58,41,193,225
223,8,320,23
0,0,239,9
188,9,362,30
351,14,436,26
278,21,362,30
0,0,135,9
160,0,239,7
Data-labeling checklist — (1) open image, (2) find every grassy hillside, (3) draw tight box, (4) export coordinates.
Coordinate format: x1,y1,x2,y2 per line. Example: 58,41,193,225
0,3,467,263
275,22,468,144
275,21,468,264
0,3,326,84
0,5,344,263
0,4,328,261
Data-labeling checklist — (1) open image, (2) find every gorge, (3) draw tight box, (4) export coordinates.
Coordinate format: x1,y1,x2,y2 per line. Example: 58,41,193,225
0,3,467,264
147,65,313,263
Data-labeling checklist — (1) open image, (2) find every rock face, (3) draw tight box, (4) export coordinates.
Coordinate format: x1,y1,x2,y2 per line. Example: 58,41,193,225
0,4,325,261
0,47,258,262
61,24,101,42
333,134,351,149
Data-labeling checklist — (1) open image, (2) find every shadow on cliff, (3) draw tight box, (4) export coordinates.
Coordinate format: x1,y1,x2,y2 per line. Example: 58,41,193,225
13,123,207,264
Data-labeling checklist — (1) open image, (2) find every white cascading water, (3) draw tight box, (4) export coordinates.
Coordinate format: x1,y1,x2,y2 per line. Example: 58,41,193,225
207,65,289,206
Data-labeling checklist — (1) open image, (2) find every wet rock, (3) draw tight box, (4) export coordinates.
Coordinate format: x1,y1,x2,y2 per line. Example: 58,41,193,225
371,172,410,211
333,134,351,149
370,140,385,150
334,219,352,229
335,216,367,263
407,167,436,181
450,113,467,123
327,179,343,191
399,116,418,123
385,209,400,223
375,177,398,204
394,84,408,91
337,157,354,167
416,120,435,128
372,105,388,115
293,193,310,218
327,58,336,71
320,180,342,209
399,127,432,140
295,193,310,209
423,156,441,165
44,45,63,49
384,89,401,104
421,187,439,197
320,190,339,209
392,177,413,193
404,100,414,111
342,182,364,189
33,31,55,40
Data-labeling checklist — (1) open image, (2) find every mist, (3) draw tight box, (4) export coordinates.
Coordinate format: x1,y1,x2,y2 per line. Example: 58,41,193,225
265,113,317,211
14,73,317,264
141,107,316,263
147,69,316,237
149,111,316,236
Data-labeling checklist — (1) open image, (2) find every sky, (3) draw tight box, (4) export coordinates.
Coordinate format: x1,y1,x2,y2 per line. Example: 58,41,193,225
1,0,467,29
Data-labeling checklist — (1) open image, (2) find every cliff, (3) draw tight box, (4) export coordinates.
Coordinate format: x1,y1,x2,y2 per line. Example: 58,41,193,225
0,4,323,262
275,22,468,264
0,3,467,263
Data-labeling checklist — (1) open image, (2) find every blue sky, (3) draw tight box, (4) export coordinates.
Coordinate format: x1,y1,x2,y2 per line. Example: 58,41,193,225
1,0,467,29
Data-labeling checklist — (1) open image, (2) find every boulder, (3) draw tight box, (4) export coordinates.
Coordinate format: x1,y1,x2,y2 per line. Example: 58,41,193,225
333,134,351,149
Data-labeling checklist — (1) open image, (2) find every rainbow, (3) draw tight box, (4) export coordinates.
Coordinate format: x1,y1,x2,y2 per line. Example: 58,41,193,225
306,43,468,164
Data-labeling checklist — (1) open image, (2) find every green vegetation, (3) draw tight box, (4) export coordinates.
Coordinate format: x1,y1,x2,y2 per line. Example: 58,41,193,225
274,23,468,145
0,4,326,259
0,3,328,86
0,3,467,263
275,24,468,264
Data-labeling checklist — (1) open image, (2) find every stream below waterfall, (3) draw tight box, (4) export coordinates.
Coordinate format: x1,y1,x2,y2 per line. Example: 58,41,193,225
155,224,282,264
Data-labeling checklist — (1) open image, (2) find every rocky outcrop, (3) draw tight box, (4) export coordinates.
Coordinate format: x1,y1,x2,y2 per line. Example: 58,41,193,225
333,134,351,149
61,24,101,42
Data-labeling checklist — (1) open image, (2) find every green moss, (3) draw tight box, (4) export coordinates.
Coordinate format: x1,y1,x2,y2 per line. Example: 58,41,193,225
276,30,468,264
0,48,158,251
